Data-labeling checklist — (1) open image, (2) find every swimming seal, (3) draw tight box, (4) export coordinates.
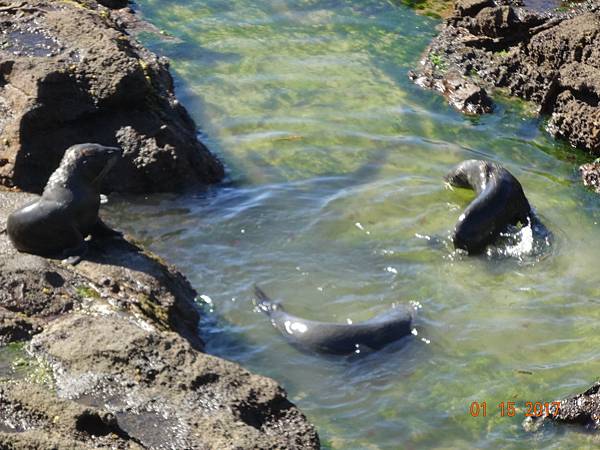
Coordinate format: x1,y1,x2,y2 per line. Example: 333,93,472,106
254,286,414,355
7,143,122,259
444,159,535,254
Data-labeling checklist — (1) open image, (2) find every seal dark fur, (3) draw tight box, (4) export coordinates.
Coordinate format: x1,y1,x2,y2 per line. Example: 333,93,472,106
445,159,534,254
254,286,414,355
7,143,122,259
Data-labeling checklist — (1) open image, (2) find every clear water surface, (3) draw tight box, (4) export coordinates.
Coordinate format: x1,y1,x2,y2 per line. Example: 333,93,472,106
107,0,600,448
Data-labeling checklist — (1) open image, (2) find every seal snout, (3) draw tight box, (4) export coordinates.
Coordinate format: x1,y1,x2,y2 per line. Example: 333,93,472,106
65,143,124,185
105,146,122,167
103,146,122,156
99,145,122,161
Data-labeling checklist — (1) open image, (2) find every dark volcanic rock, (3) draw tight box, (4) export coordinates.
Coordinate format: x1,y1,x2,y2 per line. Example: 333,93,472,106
580,160,600,193
454,0,495,17
411,0,600,188
97,0,129,9
524,381,600,432
0,0,224,194
0,190,320,449
410,69,493,114
459,5,545,45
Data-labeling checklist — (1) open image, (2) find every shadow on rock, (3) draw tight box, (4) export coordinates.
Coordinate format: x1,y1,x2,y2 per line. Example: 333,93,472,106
0,0,224,194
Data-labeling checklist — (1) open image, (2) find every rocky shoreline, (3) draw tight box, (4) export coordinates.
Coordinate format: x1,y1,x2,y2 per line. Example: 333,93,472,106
0,0,320,448
2,0,600,445
410,0,600,192
0,190,320,449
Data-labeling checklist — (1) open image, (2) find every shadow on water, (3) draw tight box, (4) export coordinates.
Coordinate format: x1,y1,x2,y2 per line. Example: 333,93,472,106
198,303,262,361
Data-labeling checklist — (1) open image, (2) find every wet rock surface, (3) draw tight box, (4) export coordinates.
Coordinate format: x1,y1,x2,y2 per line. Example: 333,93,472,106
524,381,600,432
410,69,493,114
0,189,320,449
0,0,224,194
410,0,600,187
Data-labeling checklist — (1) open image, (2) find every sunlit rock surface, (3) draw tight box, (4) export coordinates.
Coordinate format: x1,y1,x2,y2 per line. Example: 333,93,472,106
0,190,319,449
0,0,224,193
411,0,600,189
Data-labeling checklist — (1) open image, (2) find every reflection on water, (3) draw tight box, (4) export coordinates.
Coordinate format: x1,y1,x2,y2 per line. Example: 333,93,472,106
108,0,600,448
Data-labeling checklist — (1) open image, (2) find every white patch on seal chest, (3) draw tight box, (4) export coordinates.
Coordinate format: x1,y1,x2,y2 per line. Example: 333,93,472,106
284,320,307,334
20,203,38,213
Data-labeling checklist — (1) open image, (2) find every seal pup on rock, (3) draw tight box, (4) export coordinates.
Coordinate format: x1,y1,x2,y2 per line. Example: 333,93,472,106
7,143,122,260
254,286,414,355
444,159,541,254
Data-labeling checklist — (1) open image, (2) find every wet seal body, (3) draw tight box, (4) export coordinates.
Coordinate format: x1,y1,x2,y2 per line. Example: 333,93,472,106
445,159,535,254
254,286,414,355
7,144,122,259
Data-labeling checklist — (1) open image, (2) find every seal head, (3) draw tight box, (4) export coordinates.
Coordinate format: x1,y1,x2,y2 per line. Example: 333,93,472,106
45,143,121,191
7,143,122,259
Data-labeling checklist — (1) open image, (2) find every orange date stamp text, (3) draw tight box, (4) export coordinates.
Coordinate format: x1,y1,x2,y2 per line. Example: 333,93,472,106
469,401,560,418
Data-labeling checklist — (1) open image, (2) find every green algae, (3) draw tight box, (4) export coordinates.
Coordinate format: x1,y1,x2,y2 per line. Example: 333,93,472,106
0,342,54,387
396,0,454,18
137,0,439,185
429,51,448,71
75,285,100,300
0,342,25,382
135,293,170,330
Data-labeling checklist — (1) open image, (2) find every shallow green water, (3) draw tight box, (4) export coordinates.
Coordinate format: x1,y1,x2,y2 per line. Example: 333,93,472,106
109,0,600,448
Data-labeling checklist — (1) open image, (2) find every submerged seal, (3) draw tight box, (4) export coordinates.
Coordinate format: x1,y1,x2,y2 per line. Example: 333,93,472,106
254,286,414,355
7,143,122,259
444,159,536,254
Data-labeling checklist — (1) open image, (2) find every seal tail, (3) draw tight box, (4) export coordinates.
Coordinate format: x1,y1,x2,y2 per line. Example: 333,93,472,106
253,285,282,315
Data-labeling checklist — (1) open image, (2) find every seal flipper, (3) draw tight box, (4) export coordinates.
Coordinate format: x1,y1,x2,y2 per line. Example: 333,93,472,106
61,240,88,265
89,218,122,238
56,225,87,265
254,285,284,315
